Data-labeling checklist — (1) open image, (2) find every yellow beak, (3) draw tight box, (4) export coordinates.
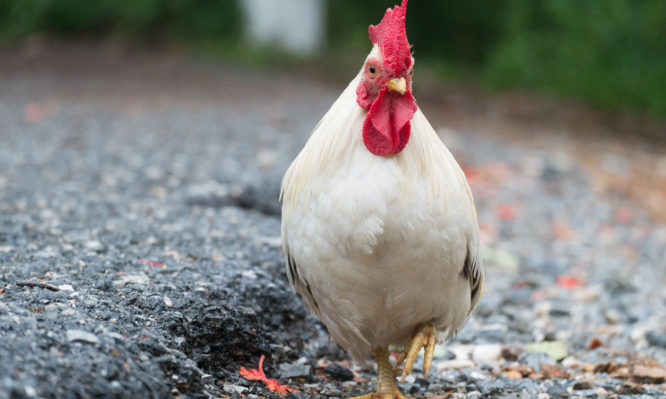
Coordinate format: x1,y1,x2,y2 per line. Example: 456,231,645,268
384,77,407,95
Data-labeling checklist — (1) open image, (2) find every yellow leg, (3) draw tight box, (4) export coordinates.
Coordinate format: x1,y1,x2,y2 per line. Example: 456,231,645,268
350,347,409,399
397,323,437,382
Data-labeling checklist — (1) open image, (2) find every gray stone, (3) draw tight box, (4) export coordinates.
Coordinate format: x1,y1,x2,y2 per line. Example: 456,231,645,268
279,359,312,379
66,329,100,345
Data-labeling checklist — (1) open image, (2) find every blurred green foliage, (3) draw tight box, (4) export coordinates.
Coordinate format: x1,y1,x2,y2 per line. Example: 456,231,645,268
486,0,666,116
0,0,664,117
0,0,241,41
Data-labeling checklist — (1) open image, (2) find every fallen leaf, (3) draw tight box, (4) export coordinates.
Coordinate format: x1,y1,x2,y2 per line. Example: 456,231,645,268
502,370,523,379
593,361,623,374
462,167,481,187
540,363,569,379
501,363,534,377
618,382,645,394
240,355,297,394
588,338,604,350
425,393,453,399
556,275,583,289
615,206,633,224
500,344,526,361
482,247,519,270
164,250,182,262
632,365,666,383
552,221,574,240
479,222,498,246
139,259,165,267
24,102,44,123
572,380,593,390
496,204,518,221
526,341,568,361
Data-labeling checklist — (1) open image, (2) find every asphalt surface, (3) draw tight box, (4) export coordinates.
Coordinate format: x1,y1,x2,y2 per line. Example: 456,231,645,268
0,45,665,399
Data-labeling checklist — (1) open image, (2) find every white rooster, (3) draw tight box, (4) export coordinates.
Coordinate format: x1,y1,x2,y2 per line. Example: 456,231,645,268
280,1,483,397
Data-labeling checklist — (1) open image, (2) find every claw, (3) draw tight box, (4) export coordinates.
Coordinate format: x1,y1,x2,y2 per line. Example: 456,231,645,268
399,323,437,382
351,347,411,399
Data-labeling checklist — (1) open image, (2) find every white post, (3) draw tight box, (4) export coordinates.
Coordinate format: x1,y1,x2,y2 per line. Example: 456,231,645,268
241,0,326,56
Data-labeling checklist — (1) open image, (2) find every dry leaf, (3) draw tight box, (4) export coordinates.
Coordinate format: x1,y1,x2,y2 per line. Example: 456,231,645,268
240,355,298,394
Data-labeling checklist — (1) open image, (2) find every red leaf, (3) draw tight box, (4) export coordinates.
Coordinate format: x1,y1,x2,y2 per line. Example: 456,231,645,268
463,167,480,186
139,259,164,267
615,207,633,224
557,275,583,289
552,221,574,240
588,338,604,350
240,355,297,394
24,102,44,123
496,204,518,221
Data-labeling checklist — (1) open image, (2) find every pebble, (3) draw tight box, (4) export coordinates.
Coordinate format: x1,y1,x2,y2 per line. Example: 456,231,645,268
83,297,99,307
113,273,150,287
323,363,355,381
223,384,248,395
427,383,445,393
472,344,502,366
84,240,103,251
106,332,125,340
436,359,476,370
647,331,666,348
278,359,311,379
54,284,74,292
501,344,526,361
466,390,482,399
561,356,580,369
547,383,569,398
241,270,257,281
66,329,99,345
24,386,37,397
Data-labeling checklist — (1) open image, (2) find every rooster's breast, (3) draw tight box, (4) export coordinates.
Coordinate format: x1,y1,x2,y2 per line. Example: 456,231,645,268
282,141,476,359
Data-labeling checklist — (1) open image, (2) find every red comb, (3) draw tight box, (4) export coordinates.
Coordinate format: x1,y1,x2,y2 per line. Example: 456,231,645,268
368,0,411,75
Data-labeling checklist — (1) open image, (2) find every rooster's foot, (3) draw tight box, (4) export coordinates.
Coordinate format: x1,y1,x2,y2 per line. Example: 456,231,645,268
396,323,436,381
351,346,410,399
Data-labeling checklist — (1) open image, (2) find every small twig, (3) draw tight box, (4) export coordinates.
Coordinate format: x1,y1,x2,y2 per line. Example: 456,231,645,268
16,281,60,291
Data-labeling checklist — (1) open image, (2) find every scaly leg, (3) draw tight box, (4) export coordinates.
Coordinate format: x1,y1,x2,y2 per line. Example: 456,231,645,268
396,323,437,382
350,346,408,399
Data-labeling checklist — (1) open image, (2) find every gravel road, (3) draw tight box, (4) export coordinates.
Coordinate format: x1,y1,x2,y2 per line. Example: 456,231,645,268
1,45,665,399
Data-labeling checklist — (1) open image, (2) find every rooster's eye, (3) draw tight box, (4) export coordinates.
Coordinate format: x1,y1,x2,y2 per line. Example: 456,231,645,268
368,65,377,77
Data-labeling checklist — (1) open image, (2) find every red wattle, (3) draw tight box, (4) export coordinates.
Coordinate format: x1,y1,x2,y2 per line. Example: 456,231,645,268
362,88,417,155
